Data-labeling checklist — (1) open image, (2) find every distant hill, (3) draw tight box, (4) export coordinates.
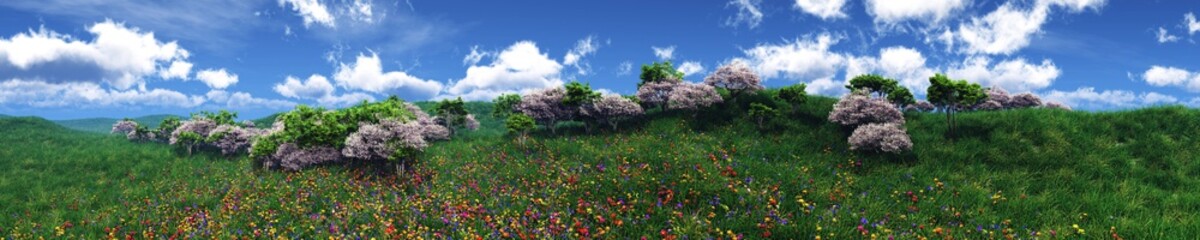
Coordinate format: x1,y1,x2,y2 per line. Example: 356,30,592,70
53,114,182,134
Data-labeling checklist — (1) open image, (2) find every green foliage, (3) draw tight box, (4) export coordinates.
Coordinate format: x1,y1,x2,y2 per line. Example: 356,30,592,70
436,97,469,128
491,93,522,118
193,110,238,126
562,81,601,107
778,83,807,108
887,87,916,108
638,61,684,87
505,113,536,135
747,102,778,129
250,96,416,158
927,73,987,134
157,116,181,134
846,74,898,97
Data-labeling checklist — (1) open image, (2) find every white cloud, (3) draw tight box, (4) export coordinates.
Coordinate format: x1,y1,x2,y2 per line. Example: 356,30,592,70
947,57,1060,93
937,0,1106,55
1044,87,1177,109
616,61,633,76
1186,13,1200,35
1157,27,1180,43
271,73,375,107
1142,65,1200,92
204,90,297,110
0,20,190,89
274,74,335,99
463,45,490,66
678,61,705,77
865,0,967,25
652,46,676,60
443,41,565,101
278,0,336,28
0,79,204,108
740,33,845,94
563,36,601,75
794,0,848,20
726,0,764,29
332,52,443,99
159,60,193,80
194,68,239,89
840,46,937,95
346,0,374,23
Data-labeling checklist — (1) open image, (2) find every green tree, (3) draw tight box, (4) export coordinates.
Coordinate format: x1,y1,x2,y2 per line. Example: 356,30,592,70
639,61,684,87
927,74,985,136
562,81,601,107
777,83,807,111
505,113,536,144
491,93,522,118
887,87,916,109
193,110,238,126
435,97,469,134
156,116,182,140
747,103,778,129
846,74,899,98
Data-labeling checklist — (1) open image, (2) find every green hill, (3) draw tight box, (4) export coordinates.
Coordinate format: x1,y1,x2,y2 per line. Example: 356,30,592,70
2,98,1198,238
53,114,182,133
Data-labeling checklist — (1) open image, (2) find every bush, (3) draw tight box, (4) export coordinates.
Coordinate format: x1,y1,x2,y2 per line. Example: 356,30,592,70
907,101,936,112
777,83,807,109
636,81,677,110
1009,93,1042,108
515,87,573,132
976,100,1004,111
111,119,138,136
1045,101,1072,111
581,95,644,131
639,61,684,87
342,120,428,164
848,123,913,153
667,83,723,111
986,87,1012,107
270,143,343,171
747,103,778,129
829,91,904,126
207,125,258,156
704,62,763,97
491,93,522,118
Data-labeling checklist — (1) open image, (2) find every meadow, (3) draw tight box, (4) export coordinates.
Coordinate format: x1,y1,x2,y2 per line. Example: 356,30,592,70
2,97,1198,239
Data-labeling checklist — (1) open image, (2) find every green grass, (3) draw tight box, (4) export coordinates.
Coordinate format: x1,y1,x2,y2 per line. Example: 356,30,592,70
1,98,1198,239
52,114,182,133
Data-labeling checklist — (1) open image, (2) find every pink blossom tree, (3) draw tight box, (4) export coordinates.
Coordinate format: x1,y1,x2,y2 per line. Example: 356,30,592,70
636,81,678,110
1009,93,1043,108
516,87,573,133
667,83,723,111
829,90,905,126
848,123,913,153
704,62,763,97
581,95,645,131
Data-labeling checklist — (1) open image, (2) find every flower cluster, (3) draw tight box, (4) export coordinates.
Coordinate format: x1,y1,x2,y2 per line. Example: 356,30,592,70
667,83,723,111
704,62,763,95
829,91,905,126
848,123,913,153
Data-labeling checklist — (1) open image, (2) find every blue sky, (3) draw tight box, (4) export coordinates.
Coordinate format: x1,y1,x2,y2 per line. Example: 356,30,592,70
1,0,1199,120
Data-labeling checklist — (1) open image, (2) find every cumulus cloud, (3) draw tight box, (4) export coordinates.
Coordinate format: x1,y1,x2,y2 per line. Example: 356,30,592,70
678,61,705,77
725,0,764,29
845,47,938,94
794,0,848,20
652,46,676,61
332,52,443,99
194,68,239,89
1157,27,1180,43
0,20,190,89
443,41,565,101
0,79,203,108
947,57,1060,93
865,0,967,25
740,33,846,93
936,0,1107,55
159,60,193,80
1043,87,1178,109
274,74,335,99
204,90,297,110
1142,66,1200,92
1186,13,1200,35
563,36,601,75
278,0,336,28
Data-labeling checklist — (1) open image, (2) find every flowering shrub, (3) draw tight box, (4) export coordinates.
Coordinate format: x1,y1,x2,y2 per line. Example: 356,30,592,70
848,123,913,153
111,120,138,136
581,95,644,130
269,143,343,171
1009,93,1042,108
829,91,904,126
907,101,936,112
1045,101,1072,111
465,114,480,131
207,125,257,156
170,118,217,155
636,81,678,110
986,87,1012,107
343,120,429,162
667,83,723,111
976,100,1004,111
515,87,573,132
704,62,763,96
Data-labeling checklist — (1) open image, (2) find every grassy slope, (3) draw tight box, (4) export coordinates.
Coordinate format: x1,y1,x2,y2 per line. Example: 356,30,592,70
1,98,1197,238
52,115,181,133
